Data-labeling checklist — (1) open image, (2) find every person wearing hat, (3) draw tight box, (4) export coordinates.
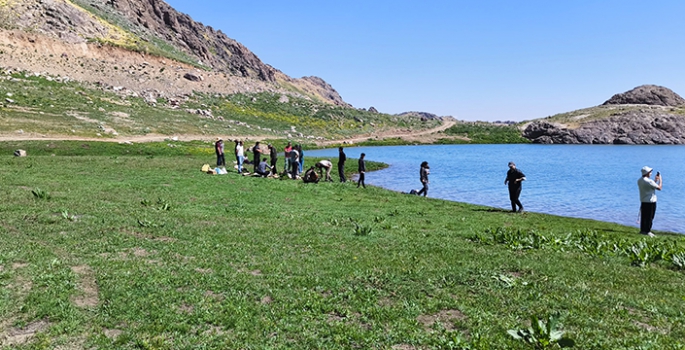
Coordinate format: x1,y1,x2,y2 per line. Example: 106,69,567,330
214,138,225,167
504,161,526,212
637,166,663,237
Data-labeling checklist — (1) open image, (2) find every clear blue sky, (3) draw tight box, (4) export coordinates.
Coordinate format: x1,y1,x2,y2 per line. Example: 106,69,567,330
165,0,685,121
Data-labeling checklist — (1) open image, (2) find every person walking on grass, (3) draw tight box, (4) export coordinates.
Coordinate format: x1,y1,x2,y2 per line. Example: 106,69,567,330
214,138,225,167
417,161,430,197
638,166,662,237
504,161,526,212
338,147,347,182
236,141,245,173
357,153,366,188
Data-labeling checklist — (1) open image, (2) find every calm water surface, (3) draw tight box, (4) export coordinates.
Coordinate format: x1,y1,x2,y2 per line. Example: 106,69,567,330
307,144,685,234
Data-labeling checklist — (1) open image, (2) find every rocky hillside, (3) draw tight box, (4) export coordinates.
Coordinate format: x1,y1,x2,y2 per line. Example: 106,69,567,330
522,85,685,144
0,0,345,105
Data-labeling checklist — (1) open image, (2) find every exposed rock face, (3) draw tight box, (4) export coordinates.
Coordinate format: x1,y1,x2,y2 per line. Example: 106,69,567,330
523,111,685,145
295,76,350,107
603,85,685,107
106,0,277,82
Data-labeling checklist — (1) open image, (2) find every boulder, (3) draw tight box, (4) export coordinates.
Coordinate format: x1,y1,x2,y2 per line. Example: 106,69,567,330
183,72,203,82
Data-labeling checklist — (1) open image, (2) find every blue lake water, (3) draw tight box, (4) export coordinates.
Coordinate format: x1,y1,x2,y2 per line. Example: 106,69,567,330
306,144,685,234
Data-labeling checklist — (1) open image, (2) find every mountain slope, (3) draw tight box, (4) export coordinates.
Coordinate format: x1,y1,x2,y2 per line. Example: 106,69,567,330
0,0,345,105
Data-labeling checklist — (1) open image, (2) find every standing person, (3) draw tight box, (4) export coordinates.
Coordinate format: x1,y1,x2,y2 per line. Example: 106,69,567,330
268,144,278,176
357,153,366,188
234,140,240,165
504,162,526,212
338,147,347,182
290,146,300,180
315,160,333,182
214,138,225,167
637,166,663,237
417,161,430,197
252,142,262,173
235,141,245,173
284,142,293,173
297,145,304,174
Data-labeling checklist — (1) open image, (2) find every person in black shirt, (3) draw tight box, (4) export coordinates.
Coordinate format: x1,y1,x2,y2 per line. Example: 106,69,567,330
357,153,366,188
417,161,430,197
337,147,347,182
268,144,278,176
252,142,261,173
504,161,526,212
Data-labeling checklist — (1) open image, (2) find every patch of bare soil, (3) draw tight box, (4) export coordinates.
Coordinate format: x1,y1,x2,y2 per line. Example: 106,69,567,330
0,319,50,347
103,328,123,340
70,265,99,308
194,268,213,274
416,309,467,331
260,295,273,304
392,345,419,350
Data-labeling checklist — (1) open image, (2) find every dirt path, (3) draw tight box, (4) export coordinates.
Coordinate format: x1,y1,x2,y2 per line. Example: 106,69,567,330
0,119,461,145
317,118,462,146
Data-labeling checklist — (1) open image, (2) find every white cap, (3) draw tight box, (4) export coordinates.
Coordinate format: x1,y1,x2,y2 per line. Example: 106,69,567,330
641,166,653,176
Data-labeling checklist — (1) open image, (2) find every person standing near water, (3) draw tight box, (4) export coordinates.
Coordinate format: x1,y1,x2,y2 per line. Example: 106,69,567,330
252,142,262,173
338,147,347,182
268,144,278,176
297,144,304,174
417,161,430,197
357,153,366,188
504,161,526,212
284,142,293,173
637,166,662,237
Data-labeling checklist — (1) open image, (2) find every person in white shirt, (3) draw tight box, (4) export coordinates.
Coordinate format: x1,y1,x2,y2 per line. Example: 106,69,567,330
315,160,333,182
637,166,663,237
235,141,245,173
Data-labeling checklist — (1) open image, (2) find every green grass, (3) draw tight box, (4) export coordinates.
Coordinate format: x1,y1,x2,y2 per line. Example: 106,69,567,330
0,143,684,349
444,123,530,144
0,73,439,140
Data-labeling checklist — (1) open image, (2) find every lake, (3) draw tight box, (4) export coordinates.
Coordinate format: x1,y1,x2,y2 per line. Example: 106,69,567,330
306,144,685,234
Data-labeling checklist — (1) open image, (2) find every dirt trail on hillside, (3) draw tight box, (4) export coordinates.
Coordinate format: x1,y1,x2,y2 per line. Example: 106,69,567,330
317,118,463,146
0,119,460,145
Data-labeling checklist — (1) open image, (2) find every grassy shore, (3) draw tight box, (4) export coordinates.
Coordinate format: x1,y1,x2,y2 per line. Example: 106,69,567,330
1,142,684,349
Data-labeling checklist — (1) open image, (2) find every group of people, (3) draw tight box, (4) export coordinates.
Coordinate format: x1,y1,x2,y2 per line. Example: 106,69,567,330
214,139,368,188
217,138,664,236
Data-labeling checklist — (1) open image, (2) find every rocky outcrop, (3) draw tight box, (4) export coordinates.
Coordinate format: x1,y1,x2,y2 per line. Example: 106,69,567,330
523,111,685,145
603,85,685,107
105,0,277,82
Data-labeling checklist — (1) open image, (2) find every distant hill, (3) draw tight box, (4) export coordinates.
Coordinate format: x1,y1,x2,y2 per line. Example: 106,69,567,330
522,85,685,145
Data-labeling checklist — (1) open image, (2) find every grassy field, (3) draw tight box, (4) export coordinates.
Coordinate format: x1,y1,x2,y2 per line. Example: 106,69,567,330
443,123,529,144
1,142,684,349
0,72,440,140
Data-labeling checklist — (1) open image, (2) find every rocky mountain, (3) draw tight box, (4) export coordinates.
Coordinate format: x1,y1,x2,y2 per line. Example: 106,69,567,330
603,84,685,107
522,85,685,144
0,0,346,105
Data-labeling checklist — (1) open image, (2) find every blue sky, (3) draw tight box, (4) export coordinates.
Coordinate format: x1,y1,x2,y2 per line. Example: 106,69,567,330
164,0,685,121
